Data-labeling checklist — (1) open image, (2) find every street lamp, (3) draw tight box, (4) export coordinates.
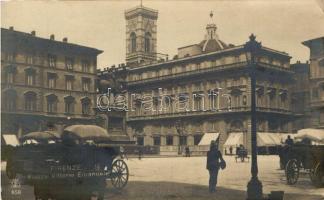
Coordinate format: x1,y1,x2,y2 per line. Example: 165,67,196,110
244,34,263,200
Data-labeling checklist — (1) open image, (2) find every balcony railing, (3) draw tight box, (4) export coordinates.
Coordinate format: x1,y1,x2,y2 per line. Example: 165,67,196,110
127,61,294,86
127,62,247,86
127,106,292,121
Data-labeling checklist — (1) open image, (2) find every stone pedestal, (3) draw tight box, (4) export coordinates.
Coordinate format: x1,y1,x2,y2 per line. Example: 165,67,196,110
247,177,263,200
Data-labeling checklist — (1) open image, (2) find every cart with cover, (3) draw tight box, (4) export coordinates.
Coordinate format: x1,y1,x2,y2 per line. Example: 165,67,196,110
6,125,134,200
279,129,324,187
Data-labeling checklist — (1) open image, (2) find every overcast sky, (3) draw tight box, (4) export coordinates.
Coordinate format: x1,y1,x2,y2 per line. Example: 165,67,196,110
2,0,324,69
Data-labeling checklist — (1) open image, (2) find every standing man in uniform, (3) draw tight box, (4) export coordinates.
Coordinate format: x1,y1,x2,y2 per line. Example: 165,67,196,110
206,140,225,193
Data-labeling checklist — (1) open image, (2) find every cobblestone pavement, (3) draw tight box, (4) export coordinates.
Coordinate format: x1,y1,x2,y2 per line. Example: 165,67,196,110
110,155,323,200
1,156,324,200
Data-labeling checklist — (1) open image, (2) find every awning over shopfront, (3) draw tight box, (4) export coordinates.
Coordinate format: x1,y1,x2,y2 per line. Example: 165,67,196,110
295,128,324,142
224,132,283,147
2,134,19,146
257,132,281,147
198,132,220,146
224,132,243,147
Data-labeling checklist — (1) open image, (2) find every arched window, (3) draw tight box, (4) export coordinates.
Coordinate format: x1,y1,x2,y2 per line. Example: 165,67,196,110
144,32,151,53
130,32,136,53
3,89,17,111
64,96,75,114
24,91,37,111
46,94,58,113
81,97,91,115
25,68,36,86
4,65,17,84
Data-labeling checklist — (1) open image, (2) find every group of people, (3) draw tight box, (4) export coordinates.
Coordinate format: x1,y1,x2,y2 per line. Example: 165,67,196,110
225,144,247,156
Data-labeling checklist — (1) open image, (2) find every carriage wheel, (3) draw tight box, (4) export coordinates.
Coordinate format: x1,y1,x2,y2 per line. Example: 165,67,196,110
111,159,129,190
285,159,299,185
310,162,323,187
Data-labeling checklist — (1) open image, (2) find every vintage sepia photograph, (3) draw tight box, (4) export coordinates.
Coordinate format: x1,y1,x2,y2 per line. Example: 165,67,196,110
1,0,324,199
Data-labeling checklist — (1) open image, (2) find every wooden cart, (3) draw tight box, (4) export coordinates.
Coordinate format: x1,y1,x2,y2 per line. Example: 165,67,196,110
6,125,134,200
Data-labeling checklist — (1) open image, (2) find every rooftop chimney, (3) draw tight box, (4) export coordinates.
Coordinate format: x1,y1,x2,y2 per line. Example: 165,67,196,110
63,37,68,43
9,26,14,31
31,31,36,36
50,34,55,40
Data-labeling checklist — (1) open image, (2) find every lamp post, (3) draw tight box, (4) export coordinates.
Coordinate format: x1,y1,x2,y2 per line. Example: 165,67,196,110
244,34,263,200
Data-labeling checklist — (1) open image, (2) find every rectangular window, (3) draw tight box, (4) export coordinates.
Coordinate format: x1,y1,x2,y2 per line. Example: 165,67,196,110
179,136,187,145
26,74,34,86
66,78,73,90
65,57,74,70
166,136,173,145
48,54,56,67
82,78,91,92
137,136,144,146
48,74,56,89
26,55,34,64
82,60,90,73
49,78,55,89
7,72,14,84
153,136,161,146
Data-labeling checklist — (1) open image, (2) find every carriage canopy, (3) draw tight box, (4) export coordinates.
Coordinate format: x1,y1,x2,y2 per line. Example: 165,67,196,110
295,128,324,144
20,131,61,143
63,125,110,142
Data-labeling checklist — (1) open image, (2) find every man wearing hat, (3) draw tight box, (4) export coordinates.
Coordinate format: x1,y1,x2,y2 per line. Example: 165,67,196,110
206,140,225,193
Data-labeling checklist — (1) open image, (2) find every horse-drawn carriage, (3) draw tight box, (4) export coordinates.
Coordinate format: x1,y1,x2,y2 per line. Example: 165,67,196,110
6,125,133,200
279,129,324,187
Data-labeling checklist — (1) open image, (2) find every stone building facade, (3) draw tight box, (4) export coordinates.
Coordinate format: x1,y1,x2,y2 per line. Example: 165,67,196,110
1,27,103,136
290,61,311,130
303,37,324,128
105,5,297,154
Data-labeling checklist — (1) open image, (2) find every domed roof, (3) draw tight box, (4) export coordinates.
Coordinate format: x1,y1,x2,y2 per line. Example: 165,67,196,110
199,39,229,53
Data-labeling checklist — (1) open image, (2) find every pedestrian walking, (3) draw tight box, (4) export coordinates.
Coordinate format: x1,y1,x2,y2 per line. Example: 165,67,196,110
185,146,190,157
229,146,233,155
138,147,142,160
206,140,226,193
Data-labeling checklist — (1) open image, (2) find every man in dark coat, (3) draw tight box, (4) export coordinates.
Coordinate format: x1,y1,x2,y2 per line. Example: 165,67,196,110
285,135,294,146
206,140,224,193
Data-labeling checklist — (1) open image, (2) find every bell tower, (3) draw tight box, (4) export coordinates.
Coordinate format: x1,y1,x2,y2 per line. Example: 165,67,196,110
125,5,158,66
